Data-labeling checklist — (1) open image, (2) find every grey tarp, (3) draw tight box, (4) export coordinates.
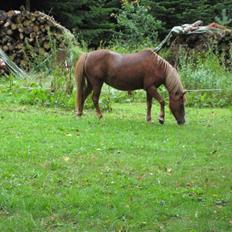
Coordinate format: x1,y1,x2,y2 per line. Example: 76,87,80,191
0,48,26,78
154,22,226,53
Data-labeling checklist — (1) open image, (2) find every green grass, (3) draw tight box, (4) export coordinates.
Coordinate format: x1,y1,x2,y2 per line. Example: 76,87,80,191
0,97,231,231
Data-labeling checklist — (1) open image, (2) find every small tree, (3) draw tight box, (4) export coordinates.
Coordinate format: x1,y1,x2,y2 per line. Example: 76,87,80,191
215,9,232,26
114,0,162,47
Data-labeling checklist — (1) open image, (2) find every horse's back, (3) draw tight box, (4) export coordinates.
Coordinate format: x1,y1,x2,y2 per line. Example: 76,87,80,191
84,49,164,91
87,49,153,63
85,50,116,77
85,49,153,75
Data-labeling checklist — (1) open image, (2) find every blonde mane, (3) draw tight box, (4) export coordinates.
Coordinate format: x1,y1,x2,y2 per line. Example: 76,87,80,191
165,66,184,95
152,51,184,95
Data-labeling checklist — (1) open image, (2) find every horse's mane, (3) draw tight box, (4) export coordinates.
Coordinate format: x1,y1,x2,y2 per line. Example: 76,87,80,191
165,66,184,95
151,50,184,95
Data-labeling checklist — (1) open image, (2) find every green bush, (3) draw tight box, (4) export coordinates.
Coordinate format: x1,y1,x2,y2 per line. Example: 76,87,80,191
179,51,232,107
111,1,162,49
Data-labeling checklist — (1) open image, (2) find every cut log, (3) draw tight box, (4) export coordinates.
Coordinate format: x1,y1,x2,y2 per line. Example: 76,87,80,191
0,9,75,73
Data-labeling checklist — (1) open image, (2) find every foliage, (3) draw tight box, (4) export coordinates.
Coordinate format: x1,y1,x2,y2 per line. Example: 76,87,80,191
2,0,232,47
178,51,232,107
112,1,162,48
215,9,232,26
0,101,232,231
33,0,121,48
140,0,232,37
0,71,113,112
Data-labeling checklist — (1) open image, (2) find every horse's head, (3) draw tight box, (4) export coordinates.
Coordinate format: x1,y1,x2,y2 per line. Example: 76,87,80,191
169,90,187,125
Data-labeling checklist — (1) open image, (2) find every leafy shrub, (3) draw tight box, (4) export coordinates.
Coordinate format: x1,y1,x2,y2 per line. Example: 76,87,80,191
179,51,232,107
112,1,162,49
1,75,112,112
215,9,232,26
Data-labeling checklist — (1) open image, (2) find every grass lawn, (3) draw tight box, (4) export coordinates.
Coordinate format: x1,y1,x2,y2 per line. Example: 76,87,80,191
0,99,231,231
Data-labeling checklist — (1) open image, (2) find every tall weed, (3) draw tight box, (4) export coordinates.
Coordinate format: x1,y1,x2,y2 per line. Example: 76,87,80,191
179,51,232,107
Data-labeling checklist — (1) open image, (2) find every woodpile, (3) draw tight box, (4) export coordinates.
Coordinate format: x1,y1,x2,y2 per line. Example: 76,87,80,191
0,9,75,72
168,29,232,69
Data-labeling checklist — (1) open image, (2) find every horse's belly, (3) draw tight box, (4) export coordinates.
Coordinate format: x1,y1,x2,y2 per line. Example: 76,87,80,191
105,75,143,91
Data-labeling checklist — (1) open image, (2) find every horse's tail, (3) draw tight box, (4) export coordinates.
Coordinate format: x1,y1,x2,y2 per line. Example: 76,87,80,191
74,53,87,115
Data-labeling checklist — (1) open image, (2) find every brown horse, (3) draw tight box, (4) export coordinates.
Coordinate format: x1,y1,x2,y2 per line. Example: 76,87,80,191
74,49,186,124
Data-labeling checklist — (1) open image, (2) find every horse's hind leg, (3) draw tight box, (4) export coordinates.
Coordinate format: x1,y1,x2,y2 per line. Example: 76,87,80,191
76,82,92,117
92,82,103,118
76,96,83,117
81,83,92,110
146,86,165,124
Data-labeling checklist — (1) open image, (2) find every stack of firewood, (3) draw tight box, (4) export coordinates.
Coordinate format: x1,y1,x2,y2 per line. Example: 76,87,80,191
0,9,75,71
169,29,232,69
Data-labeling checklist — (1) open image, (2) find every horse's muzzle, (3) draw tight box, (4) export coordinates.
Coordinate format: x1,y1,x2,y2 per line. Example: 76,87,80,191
177,119,185,125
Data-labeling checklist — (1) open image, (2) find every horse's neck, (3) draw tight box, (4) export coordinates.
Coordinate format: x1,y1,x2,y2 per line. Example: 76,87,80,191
156,56,174,93
153,52,183,96
164,65,183,96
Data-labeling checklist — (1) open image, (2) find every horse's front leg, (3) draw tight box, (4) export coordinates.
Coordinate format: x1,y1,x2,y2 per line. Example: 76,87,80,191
146,92,153,122
147,86,165,124
92,83,103,119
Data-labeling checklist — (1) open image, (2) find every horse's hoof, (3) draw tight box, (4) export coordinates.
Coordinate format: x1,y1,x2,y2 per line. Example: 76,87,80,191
76,112,82,117
159,118,164,124
97,114,103,119
146,118,152,123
